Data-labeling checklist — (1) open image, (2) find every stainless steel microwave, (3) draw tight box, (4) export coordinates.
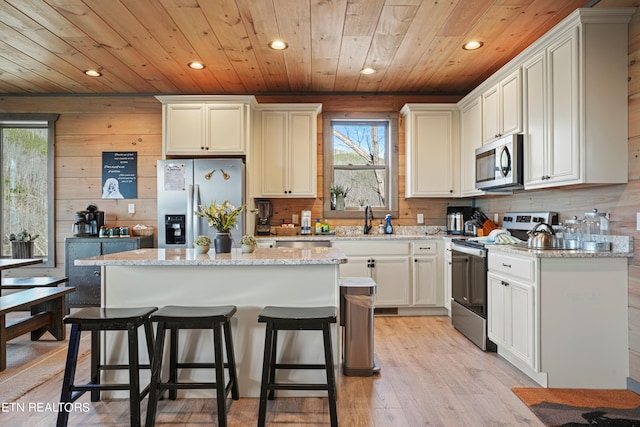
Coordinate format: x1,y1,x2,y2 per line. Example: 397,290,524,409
475,134,523,191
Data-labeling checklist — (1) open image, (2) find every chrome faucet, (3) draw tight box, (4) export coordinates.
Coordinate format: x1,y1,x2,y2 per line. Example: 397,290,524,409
364,204,374,234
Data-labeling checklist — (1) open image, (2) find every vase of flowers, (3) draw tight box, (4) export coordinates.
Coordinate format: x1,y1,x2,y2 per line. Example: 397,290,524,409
240,234,257,253
194,235,211,254
195,200,246,253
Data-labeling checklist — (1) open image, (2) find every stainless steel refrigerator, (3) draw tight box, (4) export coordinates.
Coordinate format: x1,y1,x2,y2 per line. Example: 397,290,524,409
157,158,245,248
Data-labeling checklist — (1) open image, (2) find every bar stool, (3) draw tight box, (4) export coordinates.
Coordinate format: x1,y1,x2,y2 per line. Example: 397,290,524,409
257,306,338,427
145,305,239,427
57,306,157,427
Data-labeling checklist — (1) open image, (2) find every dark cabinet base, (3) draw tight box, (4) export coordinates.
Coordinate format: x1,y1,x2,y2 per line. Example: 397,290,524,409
64,236,153,307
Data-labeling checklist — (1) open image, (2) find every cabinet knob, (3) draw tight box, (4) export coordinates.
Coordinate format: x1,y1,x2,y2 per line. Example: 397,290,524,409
93,271,101,276
501,280,509,287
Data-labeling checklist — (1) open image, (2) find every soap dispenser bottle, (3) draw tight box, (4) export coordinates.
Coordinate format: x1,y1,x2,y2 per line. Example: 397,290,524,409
384,214,393,234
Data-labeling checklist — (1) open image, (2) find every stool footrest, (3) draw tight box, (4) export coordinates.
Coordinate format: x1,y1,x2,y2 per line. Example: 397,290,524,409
158,382,221,390
174,362,231,370
99,363,151,371
269,383,331,391
274,363,326,370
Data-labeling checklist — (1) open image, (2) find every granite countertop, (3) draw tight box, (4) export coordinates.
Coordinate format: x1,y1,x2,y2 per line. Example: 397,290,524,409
487,243,634,258
261,225,446,241
75,247,348,266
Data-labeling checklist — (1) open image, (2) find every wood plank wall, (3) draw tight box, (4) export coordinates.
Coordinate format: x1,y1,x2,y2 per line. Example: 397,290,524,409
0,0,639,385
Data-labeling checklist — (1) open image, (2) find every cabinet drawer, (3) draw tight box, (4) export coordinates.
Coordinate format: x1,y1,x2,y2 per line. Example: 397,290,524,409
488,251,536,282
333,240,410,256
412,240,439,255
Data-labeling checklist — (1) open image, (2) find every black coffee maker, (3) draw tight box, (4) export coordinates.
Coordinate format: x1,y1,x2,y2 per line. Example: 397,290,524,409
255,199,273,236
73,203,105,237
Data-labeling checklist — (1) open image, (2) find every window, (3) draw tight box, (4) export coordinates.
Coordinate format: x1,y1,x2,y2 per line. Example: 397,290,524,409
323,112,398,218
1,114,57,267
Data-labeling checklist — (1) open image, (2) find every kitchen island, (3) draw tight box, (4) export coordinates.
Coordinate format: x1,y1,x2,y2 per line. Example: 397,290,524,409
75,247,347,397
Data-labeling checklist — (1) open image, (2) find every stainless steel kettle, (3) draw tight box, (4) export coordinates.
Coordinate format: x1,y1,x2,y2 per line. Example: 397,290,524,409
527,222,560,249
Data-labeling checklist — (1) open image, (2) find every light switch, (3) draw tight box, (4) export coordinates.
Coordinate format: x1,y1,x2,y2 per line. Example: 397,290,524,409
417,213,424,224
128,203,135,214
292,214,299,224
637,213,640,231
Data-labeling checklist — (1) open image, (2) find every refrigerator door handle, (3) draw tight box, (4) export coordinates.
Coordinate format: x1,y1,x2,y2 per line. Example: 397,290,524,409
193,183,201,239
187,184,194,248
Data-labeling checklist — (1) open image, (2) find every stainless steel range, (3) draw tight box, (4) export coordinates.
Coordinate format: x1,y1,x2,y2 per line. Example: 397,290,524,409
450,211,558,351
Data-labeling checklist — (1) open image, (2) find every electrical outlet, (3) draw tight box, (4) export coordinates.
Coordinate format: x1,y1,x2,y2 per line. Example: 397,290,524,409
128,203,135,214
292,214,299,224
637,213,640,231
493,213,499,223
417,213,424,224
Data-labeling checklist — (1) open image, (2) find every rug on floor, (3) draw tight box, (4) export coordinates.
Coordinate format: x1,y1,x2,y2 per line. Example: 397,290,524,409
513,387,640,426
0,328,90,403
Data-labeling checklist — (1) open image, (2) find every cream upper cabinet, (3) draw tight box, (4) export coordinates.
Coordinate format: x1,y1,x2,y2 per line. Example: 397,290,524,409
523,12,630,189
482,68,522,144
401,104,459,197
256,104,321,198
458,96,484,197
156,95,256,156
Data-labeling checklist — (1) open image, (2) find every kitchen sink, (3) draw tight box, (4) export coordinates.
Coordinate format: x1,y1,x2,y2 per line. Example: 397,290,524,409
275,240,332,249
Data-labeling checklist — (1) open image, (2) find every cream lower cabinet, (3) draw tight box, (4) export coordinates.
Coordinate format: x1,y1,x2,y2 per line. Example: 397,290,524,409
487,249,629,388
334,241,410,307
411,240,442,306
442,239,452,314
256,105,321,198
487,270,536,371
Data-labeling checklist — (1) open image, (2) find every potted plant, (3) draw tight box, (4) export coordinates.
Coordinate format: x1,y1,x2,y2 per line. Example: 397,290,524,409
330,184,350,210
9,229,39,259
195,200,246,253
240,234,257,253
194,235,211,254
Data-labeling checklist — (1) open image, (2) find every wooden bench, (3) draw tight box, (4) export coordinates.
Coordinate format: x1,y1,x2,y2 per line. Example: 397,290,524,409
0,286,75,371
1,276,69,291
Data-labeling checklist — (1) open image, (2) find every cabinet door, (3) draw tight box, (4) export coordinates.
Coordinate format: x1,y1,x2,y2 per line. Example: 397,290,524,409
288,112,316,197
339,256,370,278
372,256,410,307
500,69,522,136
443,242,452,313
460,97,484,196
412,255,439,305
101,240,138,254
523,52,547,186
206,104,246,154
487,273,508,347
546,28,579,185
164,104,205,154
406,110,456,197
65,241,102,307
509,279,536,369
260,111,288,196
482,85,500,143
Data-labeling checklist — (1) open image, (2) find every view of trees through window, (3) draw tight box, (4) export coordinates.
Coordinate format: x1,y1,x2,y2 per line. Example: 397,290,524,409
1,126,48,257
331,120,389,209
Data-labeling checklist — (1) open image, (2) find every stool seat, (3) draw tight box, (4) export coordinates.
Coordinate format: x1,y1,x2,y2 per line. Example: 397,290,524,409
258,306,336,324
258,305,338,427
151,305,237,322
57,306,157,427
146,305,239,427
64,306,158,325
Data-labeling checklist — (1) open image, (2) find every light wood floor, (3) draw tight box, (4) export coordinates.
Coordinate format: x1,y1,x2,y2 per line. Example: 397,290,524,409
2,316,543,426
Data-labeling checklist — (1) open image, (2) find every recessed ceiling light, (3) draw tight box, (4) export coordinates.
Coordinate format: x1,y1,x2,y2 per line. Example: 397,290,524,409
188,61,206,70
269,40,288,50
462,41,484,50
83,69,102,77
360,67,377,75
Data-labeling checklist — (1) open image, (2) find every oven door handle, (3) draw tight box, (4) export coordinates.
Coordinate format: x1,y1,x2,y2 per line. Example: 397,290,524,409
451,244,487,258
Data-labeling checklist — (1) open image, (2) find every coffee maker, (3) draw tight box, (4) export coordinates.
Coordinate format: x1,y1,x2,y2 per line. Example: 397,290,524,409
73,203,105,237
446,206,478,235
256,199,273,236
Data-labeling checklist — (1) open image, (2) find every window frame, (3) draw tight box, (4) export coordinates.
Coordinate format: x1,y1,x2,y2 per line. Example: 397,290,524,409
0,113,58,267
322,111,399,219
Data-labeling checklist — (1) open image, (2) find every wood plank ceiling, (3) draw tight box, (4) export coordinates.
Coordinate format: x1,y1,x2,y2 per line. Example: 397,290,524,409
0,0,592,96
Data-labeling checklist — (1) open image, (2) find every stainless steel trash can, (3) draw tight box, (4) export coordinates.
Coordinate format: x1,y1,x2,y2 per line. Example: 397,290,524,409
340,277,379,376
